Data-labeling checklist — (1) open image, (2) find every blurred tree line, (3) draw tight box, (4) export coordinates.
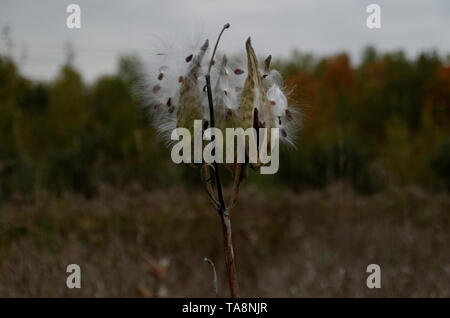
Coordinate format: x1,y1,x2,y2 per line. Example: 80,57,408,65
277,48,450,193
1,46,450,201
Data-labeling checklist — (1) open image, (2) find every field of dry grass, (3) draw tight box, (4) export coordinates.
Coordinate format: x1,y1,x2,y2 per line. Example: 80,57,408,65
0,184,449,297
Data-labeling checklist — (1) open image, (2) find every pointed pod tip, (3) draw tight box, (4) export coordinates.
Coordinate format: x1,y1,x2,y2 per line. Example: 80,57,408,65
245,37,258,66
201,39,209,50
264,55,272,72
245,37,254,52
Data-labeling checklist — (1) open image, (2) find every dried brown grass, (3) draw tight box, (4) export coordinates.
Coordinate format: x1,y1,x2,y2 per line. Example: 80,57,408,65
0,183,449,297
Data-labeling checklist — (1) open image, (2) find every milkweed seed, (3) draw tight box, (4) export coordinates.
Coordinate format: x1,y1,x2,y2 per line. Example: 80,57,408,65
152,85,161,93
286,109,293,121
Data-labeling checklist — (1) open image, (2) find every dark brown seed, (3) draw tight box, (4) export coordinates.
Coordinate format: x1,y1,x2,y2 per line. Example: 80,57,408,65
234,69,244,75
263,74,268,79
158,73,164,80
153,104,160,110
178,76,184,83
286,109,293,121
203,120,209,130
152,85,161,93
281,129,287,138
211,60,215,66
224,90,228,96
226,109,233,117
270,100,276,106
168,106,175,113
166,98,171,107
185,54,193,62
278,116,282,125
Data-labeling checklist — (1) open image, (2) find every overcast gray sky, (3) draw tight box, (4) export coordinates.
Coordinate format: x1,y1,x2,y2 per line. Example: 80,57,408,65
1,0,449,82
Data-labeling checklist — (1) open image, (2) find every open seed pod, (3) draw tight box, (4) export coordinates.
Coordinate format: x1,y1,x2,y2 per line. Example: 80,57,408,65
142,36,296,175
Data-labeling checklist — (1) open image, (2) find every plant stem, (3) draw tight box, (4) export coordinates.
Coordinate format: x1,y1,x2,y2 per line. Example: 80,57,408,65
205,74,240,298
220,209,240,297
204,23,240,298
204,258,219,298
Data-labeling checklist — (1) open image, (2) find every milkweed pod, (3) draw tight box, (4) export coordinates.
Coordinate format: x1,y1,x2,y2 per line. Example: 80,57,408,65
176,39,209,163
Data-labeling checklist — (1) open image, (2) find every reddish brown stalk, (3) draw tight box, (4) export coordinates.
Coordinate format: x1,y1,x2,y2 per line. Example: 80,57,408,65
228,164,243,211
220,209,239,297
